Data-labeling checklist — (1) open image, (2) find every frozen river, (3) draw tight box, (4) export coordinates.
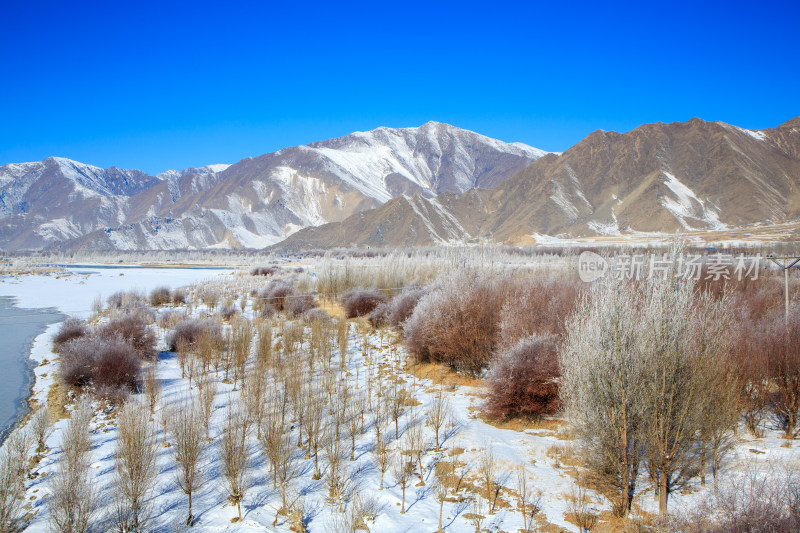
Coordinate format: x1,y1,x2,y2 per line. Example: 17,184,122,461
0,266,233,443
0,297,62,442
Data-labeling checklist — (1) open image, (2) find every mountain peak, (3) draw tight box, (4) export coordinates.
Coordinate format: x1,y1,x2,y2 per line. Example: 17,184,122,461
778,117,800,129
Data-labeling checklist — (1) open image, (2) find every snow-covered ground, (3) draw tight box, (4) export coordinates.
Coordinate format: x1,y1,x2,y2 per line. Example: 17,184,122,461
2,265,799,532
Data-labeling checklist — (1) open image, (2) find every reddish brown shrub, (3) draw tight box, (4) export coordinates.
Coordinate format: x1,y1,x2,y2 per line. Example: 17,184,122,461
93,339,142,392
485,335,561,419
261,279,296,311
341,290,387,318
53,318,87,347
764,305,800,437
59,337,101,387
99,314,157,359
498,276,584,348
286,293,316,317
251,266,280,276
167,319,222,352
403,270,504,376
150,286,172,306
368,301,391,328
58,336,142,393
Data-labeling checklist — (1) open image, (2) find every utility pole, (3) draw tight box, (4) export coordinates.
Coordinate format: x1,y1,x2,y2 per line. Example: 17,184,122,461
767,256,800,320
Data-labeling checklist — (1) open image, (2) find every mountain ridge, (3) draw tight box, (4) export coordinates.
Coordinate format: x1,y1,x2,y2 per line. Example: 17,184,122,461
272,116,800,250
0,123,546,250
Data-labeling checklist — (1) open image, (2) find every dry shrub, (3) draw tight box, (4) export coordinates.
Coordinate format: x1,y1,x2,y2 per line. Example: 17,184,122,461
201,289,220,311
665,467,800,532
99,314,157,359
498,276,584,348
220,306,239,320
93,340,142,392
368,301,390,328
386,285,426,328
251,265,280,276
167,319,222,352
107,290,146,311
764,305,800,437
341,290,387,318
302,308,330,323
261,279,296,311
59,337,102,387
286,293,316,317
172,289,187,305
158,310,185,330
403,269,504,377
53,318,87,347
59,336,141,393
485,335,561,419
149,286,172,306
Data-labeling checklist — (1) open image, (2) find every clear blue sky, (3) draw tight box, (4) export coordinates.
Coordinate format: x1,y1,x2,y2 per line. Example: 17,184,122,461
1,0,797,175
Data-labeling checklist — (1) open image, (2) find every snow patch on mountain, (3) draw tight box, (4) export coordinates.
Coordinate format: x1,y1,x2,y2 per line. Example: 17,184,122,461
661,171,726,230
550,181,580,221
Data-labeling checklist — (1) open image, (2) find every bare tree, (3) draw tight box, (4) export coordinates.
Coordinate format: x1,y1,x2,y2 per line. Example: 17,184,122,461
403,418,426,482
426,388,451,451
31,406,53,453
393,452,415,514
4,429,30,482
433,471,449,532
272,428,300,513
477,445,500,513
169,396,206,526
766,307,800,438
0,447,25,531
568,482,598,533
50,396,96,533
143,365,161,415
324,435,348,512
197,375,217,439
114,400,159,532
464,497,486,533
372,431,392,490
516,466,542,533
256,321,273,368
305,390,326,480
219,400,250,522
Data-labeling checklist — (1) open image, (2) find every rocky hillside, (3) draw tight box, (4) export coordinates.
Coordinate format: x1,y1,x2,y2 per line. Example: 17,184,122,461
273,117,800,250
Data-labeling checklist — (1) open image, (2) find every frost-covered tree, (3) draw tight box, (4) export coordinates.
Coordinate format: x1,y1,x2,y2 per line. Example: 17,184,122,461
562,267,734,515
560,277,646,516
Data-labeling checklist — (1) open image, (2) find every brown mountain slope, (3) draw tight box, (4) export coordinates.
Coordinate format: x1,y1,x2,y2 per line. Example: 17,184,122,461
272,117,800,250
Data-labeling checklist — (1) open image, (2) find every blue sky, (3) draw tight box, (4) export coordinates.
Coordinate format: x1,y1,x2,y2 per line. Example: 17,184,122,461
1,0,797,175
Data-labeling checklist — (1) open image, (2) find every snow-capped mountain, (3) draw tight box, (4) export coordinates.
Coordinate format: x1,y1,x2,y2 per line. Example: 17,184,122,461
0,123,547,250
273,117,800,250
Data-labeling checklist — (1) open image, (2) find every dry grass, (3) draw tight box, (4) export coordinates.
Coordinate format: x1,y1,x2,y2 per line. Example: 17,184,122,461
477,413,566,433
46,381,69,420
405,359,482,388
317,298,345,319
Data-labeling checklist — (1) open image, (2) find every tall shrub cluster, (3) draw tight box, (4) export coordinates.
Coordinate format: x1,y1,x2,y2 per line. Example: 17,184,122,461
559,273,735,516
56,312,158,399
403,269,505,377
256,278,317,317
402,270,580,416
